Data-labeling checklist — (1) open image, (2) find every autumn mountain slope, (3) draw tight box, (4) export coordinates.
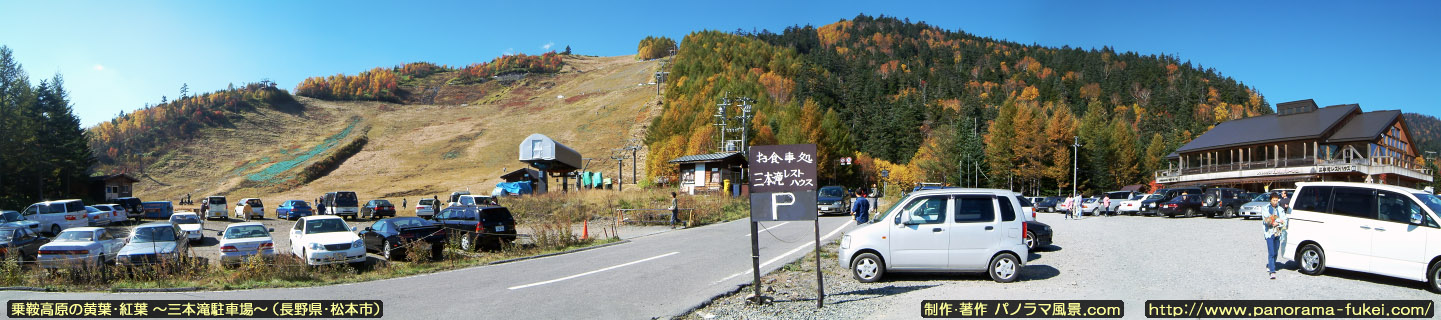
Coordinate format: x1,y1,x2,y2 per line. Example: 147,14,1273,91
121,55,661,203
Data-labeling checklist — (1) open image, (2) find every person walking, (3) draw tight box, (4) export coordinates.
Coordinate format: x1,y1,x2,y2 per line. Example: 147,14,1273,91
669,192,680,229
315,198,325,217
1261,193,1289,279
1063,196,1074,220
1102,196,1112,216
851,189,871,224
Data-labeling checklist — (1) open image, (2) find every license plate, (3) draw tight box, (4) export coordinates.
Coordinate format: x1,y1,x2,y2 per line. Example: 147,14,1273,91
495,226,505,232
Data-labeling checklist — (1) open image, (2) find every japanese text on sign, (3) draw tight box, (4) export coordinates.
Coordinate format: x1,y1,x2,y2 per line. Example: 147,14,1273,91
748,144,818,194
7,300,382,318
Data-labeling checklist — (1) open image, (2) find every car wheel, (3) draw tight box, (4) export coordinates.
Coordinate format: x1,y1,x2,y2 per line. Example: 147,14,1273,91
1224,207,1236,218
1024,231,1037,251
851,253,884,283
1428,261,1441,293
382,240,394,261
1297,243,1326,276
1184,208,1196,218
460,233,476,251
989,253,1021,283
49,225,60,237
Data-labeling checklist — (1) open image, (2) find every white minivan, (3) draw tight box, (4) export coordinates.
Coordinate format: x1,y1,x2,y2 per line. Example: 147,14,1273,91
839,188,1029,283
20,200,88,236
1285,182,1441,293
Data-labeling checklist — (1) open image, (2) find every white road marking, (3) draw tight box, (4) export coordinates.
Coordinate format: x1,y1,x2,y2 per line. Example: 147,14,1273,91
508,251,680,290
713,220,854,285
743,221,790,236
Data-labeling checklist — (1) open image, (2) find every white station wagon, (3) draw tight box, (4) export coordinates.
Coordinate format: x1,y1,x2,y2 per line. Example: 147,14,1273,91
1285,182,1441,293
839,188,1029,283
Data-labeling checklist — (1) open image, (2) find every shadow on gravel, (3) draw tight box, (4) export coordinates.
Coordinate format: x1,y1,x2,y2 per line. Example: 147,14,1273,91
1021,264,1060,281
813,284,942,305
1028,245,1062,261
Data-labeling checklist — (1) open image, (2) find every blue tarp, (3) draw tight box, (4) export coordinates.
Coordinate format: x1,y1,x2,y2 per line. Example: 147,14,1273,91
496,181,533,195
581,171,591,187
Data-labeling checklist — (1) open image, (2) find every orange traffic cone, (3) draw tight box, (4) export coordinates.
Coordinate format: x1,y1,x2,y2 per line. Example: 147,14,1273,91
582,219,589,240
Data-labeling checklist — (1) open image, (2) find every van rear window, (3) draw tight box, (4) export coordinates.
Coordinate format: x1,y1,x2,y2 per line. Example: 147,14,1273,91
336,192,358,206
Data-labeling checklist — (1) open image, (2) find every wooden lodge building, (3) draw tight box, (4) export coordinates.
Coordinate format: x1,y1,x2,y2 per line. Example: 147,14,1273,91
1155,99,1433,190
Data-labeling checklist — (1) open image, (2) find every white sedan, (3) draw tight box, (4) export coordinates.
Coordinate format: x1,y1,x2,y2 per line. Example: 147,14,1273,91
218,222,276,266
36,227,125,269
289,216,366,266
1116,194,1150,215
95,204,130,224
169,212,205,243
83,206,111,227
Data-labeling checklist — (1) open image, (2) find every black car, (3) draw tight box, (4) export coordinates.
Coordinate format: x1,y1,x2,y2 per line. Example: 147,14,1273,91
1199,187,1249,218
360,200,397,220
0,226,50,261
1137,194,1168,216
358,217,447,261
433,205,517,251
816,186,849,215
1159,194,1205,218
114,197,143,220
1036,197,1062,213
1023,220,1053,251
1143,188,1203,216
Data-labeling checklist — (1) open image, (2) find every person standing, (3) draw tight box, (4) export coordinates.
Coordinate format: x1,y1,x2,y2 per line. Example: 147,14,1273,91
669,192,680,228
869,183,880,213
1261,193,1288,279
1102,196,1112,216
851,189,871,224
315,198,325,217
402,198,408,209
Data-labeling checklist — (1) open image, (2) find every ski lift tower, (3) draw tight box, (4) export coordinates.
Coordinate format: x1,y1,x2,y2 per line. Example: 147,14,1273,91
519,133,583,192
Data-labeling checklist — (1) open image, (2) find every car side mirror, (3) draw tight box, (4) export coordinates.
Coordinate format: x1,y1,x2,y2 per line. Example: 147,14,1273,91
1411,213,1424,225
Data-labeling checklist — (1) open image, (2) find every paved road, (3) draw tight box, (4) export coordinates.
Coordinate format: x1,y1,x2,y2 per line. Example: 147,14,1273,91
2,215,858,319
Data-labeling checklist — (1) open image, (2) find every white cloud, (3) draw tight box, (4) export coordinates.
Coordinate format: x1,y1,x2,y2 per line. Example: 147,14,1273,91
93,64,105,71
542,42,554,50
504,48,515,55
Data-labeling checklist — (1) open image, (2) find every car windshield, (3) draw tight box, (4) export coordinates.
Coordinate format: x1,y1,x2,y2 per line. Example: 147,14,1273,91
1412,193,1441,217
1252,194,1271,202
371,200,391,206
225,225,270,239
305,218,349,234
392,218,431,229
1083,198,1097,203
819,187,845,198
133,227,177,243
85,206,99,213
1,211,21,222
171,216,199,224
1146,195,1164,201
55,230,94,242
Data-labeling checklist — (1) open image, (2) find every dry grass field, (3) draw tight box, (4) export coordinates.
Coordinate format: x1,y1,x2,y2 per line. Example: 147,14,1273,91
134,55,664,207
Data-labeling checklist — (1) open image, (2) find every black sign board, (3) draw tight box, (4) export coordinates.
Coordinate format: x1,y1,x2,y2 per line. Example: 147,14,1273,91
748,144,819,221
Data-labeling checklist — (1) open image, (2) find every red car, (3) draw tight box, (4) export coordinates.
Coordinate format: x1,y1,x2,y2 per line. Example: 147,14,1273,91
361,200,397,220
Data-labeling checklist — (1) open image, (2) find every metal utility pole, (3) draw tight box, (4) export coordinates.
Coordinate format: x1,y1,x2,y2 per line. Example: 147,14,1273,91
1072,136,1082,198
610,153,626,192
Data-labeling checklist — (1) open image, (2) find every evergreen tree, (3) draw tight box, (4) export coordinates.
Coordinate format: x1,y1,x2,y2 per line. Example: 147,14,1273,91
984,98,1017,188
1043,103,1077,196
1077,101,1112,192
1109,118,1139,188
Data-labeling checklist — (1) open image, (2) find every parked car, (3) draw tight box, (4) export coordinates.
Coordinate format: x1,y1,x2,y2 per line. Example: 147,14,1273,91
276,200,313,220
203,196,228,220
1200,187,1249,218
1102,191,1140,215
445,191,473,208
1285,182,1441,293
1117,194,1150,215
37,227,124,269
817,186,849,216
325,191,360,220
288,215,366,266
1016,196,1037,220
1159,195,1205,218
95,204,130,224
234,198,265,220
434,205,517,251
168,212,205,243
358,217,447,261
1078,198,1101,216
1055,196,1075,214
0,210,41,231
0,226,50,261
20,199,87,236
140,201,173,220
113,197,144,220
1012,193,1052,252
1137,194,1168,216
1237,193,1274,220
455,195,498,207
83,206,112,227
217,222,276,267
116,222,189,266
839,188,1028,283
1142,188,1203,216
1036,197,1062,213
360,200,397,220
415,198,439,219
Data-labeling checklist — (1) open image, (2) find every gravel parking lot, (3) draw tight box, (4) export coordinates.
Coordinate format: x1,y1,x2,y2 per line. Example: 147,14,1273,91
686,212,1440,319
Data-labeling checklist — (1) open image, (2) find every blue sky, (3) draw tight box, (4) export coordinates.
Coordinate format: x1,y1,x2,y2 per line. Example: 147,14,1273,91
1,1,1438,126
